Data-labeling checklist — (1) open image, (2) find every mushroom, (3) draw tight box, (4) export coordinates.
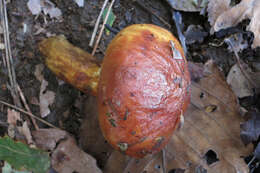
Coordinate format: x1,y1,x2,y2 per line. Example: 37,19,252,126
39,24,190,158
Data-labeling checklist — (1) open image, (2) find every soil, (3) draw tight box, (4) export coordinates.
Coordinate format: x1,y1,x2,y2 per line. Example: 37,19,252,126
0,0,259,172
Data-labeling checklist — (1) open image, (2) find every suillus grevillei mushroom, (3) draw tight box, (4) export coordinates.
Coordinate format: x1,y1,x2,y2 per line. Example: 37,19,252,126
39,24,191,158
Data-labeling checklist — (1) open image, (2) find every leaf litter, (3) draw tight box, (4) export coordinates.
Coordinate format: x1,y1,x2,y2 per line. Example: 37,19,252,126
207,0,260,48
34,64,56,118
32,128,102,173
227,62,260,98
27,0,62,19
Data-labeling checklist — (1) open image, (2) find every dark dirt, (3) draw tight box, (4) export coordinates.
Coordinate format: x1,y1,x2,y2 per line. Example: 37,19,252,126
0,0,260,172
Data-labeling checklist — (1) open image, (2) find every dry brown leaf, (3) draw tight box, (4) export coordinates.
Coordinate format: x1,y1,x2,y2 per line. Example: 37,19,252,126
103,151,130,173
52,134,102,173
32,128,102,173
104,60,253,173
227,63,252,98
34,64,45,82
34,64,56,117
208,0,260,48
247,0,260,48
17,122,34,145
39,79,55,118
32,128,67,151
7,108,21,125
207,0,231,34
79,95,113,168
7,109,34,145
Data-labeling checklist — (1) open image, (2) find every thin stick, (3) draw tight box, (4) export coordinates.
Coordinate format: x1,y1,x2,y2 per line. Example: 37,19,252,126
89,0,109,47
134,0,171,29
0,100,59,129
17,85,39,130
92,0,115,56
1,0,17,90
162,149,166,173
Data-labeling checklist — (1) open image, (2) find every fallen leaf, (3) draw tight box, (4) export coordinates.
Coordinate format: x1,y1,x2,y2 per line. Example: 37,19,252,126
27,0,62,19
34,64,44,82
52,133,102,173
39,79,55,118
227,63,260,98
208,0,260,48
166,0,208,12
34,64,56,117
32,128,102,173
7,108,21,125
104,60,253,173
74,0,84,7
188,62,204,82
207,0,231,34
79,96,113,168
17,122,34,145
32,128,67,151
103,151,130,173
7,109,34,145
0,136,50,173
27,0,42,15
240,112,260,145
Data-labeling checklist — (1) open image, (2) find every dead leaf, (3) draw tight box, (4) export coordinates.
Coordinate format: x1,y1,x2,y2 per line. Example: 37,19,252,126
39,79,55,118
17,122,34,145
32,128,102,173
27,0,42,15
34,64,44,82
166,0,208,12
79,96,113,168
7,108,21,125
103,151,130,173
27,0,62,19
104,60,253,173
74,0,84,7
188,62,205,82
240,112,260,145
32,128,67,151
207,0,231,34
7,109,21,139
208,0,260,48
52,133,102,173
34,64,56,117
7,109,34,145
227,63,260,98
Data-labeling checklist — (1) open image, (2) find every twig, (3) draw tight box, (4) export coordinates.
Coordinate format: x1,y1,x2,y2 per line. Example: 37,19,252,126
0,0,17,92
247,155,256,167
17,85,39,130
225,38,257,89
162,149,166,173
89,0,109,47
0,100,59,129
134,0,171,29
92,0,116,56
